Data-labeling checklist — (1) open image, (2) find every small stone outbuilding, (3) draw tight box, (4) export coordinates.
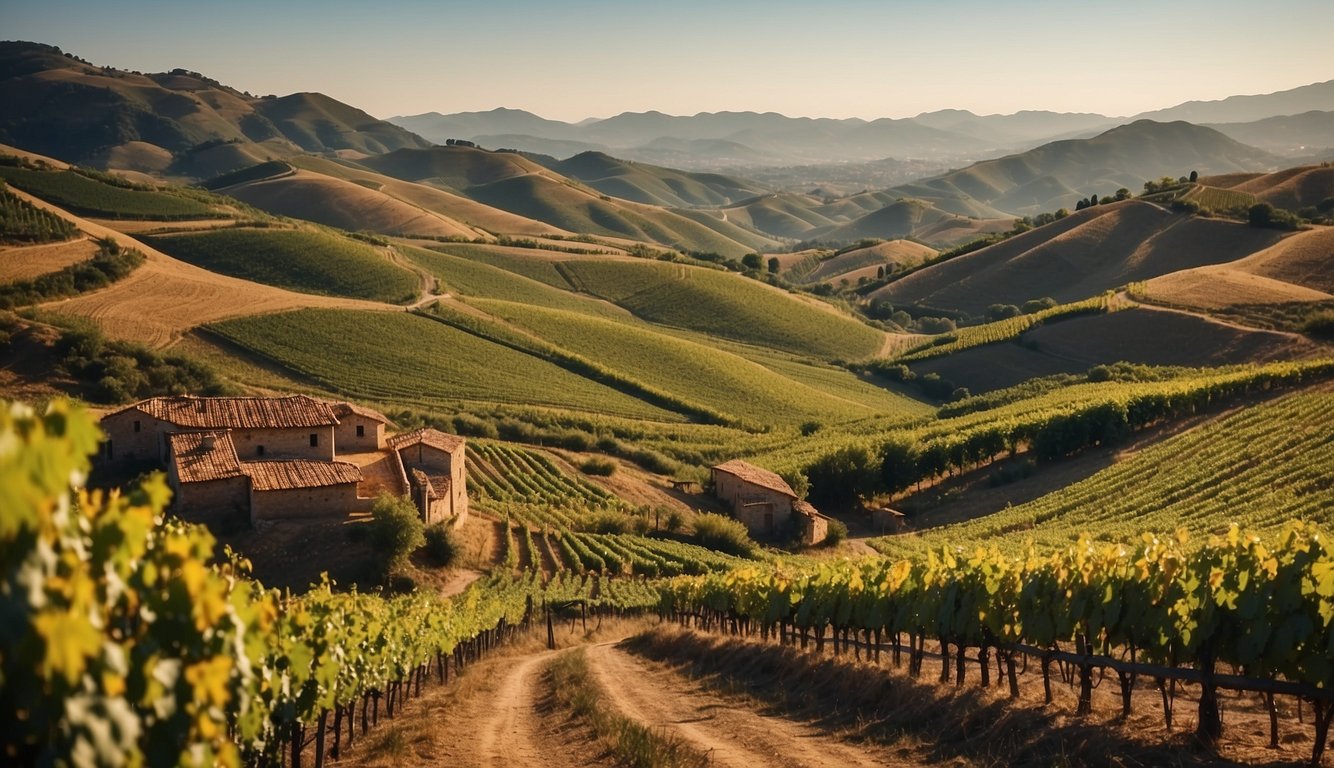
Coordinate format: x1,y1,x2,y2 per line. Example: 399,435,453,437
389,428,468,526
710,459,827,544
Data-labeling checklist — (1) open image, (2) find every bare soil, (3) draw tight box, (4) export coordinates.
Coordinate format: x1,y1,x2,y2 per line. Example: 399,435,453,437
586,640,905,768
0,237,98,281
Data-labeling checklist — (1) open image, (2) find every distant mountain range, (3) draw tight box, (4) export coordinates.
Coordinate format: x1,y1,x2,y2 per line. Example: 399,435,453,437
390,79,1334,168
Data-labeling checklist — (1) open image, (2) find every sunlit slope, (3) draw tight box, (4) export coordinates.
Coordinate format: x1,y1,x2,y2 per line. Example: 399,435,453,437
874,387,1334,556
206,309,683,420
875,201,1286,315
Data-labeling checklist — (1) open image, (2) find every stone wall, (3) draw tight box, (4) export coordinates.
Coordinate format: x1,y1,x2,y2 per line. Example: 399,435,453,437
250,482,360,522
334,415,385,453
229,426,335,462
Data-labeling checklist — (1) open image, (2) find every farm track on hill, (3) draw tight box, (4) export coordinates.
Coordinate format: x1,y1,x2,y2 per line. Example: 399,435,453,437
584,641,902,768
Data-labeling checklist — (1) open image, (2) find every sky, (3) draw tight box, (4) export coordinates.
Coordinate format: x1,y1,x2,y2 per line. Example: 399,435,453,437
5,0,1332,122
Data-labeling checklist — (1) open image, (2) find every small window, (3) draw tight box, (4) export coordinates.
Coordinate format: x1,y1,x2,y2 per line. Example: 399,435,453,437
257,445,265,457
356,425,365,438
133,420,141,433
310,433,319,447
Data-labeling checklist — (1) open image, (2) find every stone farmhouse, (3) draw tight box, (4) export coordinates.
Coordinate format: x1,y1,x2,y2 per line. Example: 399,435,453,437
98,395,468,529
710,459,829,545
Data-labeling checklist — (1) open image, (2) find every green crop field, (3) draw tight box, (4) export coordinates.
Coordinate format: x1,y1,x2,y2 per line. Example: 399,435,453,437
147,228,418,303
400,245,622,317
472,298,910,426
469,440,621,511
425,243,575,288
0,167,223,220
1182,184,1257,212
557,260,885,360
206,309,683,420
872,387,1334,557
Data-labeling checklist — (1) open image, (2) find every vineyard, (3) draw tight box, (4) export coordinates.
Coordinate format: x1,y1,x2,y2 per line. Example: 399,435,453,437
0,401,668,767
890,294,1115,363
1182,184,1258,213
661,523,1334,762
0,166,224,220
554,259,887,360
874,387,1334,557
205,309,682,420
0,182,77,244
145,227,419,303
469,439,623,510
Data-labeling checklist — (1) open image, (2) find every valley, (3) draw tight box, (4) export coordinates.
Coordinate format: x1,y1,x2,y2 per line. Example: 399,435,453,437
1,32,1332,768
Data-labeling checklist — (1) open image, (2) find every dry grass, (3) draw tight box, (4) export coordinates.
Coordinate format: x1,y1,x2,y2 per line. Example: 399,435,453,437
12,187,395,347
625,626,1324,767
225,170,486,239
0,237,97,281
1144,227,1334,309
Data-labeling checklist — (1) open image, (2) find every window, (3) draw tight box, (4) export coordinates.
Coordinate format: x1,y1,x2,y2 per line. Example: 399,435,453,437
356,425,365,438
257,445,265,457
133,420,141,433
310,433,319,447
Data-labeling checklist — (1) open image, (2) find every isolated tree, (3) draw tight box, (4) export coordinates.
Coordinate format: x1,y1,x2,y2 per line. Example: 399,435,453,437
1115,188,1131,201
741,253,763,271
369,493,425,580
1090,193,1099,206
1248,203,1274,228
1189,170,1199,182
767,256,780,273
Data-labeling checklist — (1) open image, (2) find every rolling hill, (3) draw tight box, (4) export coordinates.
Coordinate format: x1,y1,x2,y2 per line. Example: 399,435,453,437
361,146,779,256
1143,226,1334,308
1133,79,1334,125
1203,165,1334,211
1207,111,1334,156
895,121,1279,216
539,152,769,208
873,200,1288,316
0,41,430,177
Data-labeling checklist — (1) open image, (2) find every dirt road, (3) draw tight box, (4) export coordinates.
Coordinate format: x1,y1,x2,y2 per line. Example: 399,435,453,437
586,641,900,768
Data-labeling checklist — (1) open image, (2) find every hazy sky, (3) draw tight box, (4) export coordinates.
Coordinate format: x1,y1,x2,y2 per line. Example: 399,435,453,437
5,0,1332,121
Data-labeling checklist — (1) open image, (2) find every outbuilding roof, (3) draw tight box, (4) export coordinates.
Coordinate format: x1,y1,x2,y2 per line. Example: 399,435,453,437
711,459,797,498
109,395,339,430
388,427,465,454
168,431,243,483
243,460,362,492
331,401,394,426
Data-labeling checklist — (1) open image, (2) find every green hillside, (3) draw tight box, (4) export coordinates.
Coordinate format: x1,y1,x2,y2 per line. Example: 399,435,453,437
0,166,225,220
206,309,682,420
472,299,911,425
145,227,419,303
555,259,886,359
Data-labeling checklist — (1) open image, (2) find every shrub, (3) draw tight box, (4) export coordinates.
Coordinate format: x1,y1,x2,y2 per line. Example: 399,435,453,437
1302,310,1334,339
582,509,631,535
423,522,457,567
369,494,425,580
580,457,618,476
1022,297,1058,314
692,513,754,556
824,519,848,547
664,510,684,533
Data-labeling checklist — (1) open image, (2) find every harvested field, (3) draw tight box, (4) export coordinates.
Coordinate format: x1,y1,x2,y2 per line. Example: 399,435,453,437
222,170,488,239
1145,269,1330,309
13,187,392,347
0,237,98,281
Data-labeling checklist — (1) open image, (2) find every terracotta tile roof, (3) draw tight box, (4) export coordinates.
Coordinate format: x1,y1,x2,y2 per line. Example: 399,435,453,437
794,500,828,519
331,401,394,426
243,460,362,492
111,395,338,429
408,468,452,498
168,431,243,483
712,459,796,498
388,427,465,454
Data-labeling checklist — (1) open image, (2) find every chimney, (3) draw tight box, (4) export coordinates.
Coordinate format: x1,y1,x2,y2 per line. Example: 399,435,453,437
201,434,215,452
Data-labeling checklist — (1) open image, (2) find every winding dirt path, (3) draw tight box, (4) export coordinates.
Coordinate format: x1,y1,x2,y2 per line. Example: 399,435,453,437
472,651,563,768
586,641,900,768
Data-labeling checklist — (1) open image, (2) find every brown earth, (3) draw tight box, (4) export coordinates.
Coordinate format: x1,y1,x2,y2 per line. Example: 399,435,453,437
0,237,97,281
585,640,904,768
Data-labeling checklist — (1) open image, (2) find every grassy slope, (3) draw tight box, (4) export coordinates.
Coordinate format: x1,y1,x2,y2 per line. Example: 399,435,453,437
0,167,224,219
145,227,419,303
206,309,682,420
876,201,1286,315
557,260,885,360
472,299,903,426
